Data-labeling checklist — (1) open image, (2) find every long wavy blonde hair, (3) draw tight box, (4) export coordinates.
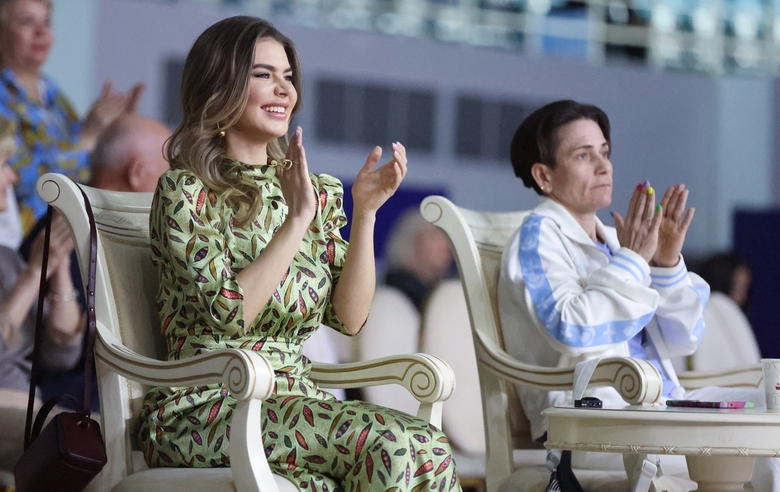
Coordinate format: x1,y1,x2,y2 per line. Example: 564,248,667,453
166,16,303,226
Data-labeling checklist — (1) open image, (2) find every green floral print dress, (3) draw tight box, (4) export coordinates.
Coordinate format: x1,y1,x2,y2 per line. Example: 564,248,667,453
138,164,460,492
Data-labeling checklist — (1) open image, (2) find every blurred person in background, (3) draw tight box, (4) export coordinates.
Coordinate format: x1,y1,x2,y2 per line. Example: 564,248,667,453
384,209,454,312
88,113,171,193
18,113,172,411
0,127,84,474
0,0,143,233
687,252,760,371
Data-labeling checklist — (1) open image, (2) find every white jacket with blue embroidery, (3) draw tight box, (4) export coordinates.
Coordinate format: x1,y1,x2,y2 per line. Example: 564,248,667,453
498,197,709,439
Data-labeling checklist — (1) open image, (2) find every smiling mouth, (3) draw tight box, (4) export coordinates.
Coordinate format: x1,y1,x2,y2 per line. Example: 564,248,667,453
262,106,287,117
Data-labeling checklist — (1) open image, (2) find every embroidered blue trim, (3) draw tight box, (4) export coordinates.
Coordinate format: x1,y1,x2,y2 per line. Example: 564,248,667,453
519,215,653,348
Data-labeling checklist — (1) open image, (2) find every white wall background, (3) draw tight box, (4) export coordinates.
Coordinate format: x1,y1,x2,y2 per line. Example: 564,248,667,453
45,0,777,256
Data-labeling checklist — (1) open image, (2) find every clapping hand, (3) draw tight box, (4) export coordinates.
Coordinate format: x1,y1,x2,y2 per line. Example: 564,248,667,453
351,142,408,217
80,81,145,150
653,184,694,267
612,182,662,263
277,127,316,224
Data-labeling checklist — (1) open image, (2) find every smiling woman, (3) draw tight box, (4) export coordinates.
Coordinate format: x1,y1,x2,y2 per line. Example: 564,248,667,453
138,16,461,491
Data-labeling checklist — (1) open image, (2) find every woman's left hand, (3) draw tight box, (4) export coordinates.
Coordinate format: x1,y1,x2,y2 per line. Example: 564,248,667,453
653,184,695,267
352,142,407,216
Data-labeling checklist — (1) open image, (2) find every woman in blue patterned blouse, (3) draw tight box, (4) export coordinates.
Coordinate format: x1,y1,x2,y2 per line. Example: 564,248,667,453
0,0,144,232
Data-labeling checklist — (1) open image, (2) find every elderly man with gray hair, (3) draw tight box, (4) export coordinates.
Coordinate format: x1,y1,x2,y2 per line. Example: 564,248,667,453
89,113,171,192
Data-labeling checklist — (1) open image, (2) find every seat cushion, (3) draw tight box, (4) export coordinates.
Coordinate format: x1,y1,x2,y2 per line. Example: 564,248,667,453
112,468,298,492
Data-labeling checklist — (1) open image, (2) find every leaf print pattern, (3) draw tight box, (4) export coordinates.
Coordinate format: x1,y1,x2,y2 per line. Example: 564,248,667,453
138,167,460,491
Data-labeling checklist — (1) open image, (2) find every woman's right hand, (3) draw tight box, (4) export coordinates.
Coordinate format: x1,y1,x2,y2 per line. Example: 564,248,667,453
612,183,662,263
80,81,145,151
277,127,316,227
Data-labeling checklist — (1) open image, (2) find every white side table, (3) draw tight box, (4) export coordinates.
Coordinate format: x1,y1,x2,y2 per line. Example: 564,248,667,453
543,405,780,492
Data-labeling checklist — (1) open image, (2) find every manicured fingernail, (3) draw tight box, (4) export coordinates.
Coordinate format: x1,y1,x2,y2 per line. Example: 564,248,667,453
610,211,614,218
647,187,654,195
636,184,643,191
656,204,661,211
394,151,400,158
643,180,651,187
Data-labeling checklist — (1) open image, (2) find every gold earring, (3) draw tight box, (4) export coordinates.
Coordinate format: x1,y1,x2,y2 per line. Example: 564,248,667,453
540,186,545,192
217,124,226,138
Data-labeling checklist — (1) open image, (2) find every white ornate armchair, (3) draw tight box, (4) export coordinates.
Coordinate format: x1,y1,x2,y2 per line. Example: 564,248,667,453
38,173,455,492
420,195,764,492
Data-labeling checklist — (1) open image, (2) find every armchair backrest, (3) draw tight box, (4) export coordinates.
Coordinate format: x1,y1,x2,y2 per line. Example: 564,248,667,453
420,196,533,481
38,174,163,482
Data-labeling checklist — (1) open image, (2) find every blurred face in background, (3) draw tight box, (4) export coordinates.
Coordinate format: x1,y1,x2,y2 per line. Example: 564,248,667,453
0,0,52,73
730,265,752,309
413,224,453,286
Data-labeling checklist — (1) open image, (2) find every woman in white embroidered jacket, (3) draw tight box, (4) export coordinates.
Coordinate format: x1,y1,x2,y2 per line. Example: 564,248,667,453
497,100,778,489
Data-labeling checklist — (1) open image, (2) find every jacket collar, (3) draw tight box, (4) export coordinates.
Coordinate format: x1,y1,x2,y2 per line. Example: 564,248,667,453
532,197,619,252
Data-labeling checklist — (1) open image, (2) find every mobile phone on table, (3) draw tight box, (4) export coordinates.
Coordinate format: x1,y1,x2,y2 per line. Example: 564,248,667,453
666,400,754,409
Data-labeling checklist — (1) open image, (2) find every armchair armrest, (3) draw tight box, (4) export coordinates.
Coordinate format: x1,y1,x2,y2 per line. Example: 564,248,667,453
310,354,455,425
474,333,663,405
677,364,763,390
95,323,275,401
95,324,283,492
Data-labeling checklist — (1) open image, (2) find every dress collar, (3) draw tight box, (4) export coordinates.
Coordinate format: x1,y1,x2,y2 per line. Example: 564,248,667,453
228,159,276,178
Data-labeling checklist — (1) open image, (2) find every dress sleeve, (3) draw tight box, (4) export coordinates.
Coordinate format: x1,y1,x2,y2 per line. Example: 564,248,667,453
151,173,245,336
515,214,661,356
313,174,350,335
648,257,709,357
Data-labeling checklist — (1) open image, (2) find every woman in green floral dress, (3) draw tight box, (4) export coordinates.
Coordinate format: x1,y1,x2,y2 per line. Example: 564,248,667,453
137,15,460,492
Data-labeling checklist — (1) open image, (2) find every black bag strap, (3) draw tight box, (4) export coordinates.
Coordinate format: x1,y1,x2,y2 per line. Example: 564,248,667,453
23,205,53,450
23,186,99,450
79,186,99,415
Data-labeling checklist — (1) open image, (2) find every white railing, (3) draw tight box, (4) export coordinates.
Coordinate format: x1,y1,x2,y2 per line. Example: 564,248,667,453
135,0,780,73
